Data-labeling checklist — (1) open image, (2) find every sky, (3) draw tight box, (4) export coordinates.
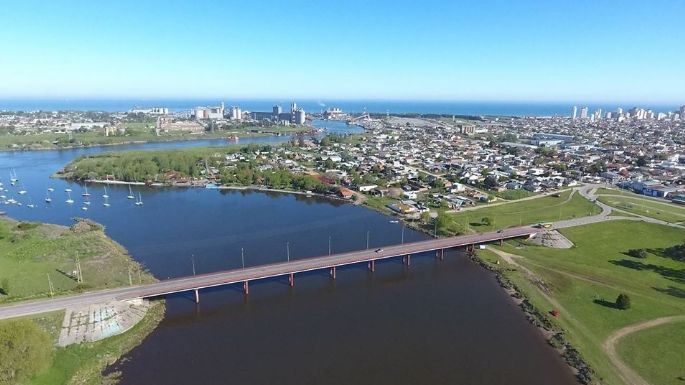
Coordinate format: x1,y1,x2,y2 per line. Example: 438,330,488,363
0,0,684,104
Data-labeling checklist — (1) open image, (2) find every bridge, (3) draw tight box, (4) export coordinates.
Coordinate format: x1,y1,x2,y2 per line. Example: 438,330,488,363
0,225,540,320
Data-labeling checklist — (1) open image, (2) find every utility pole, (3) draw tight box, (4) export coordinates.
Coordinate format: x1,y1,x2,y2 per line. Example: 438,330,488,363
241,248,245,269
128,265,133,286
191,254,196,276
47,274,54,297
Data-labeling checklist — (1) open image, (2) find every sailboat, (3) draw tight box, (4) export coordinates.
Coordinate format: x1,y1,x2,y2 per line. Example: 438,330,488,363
102,185,109,199
9,169,18,185
82,184,91,197
18,183,27,195
26,197,35,208
65,191,74,204
47,187,54,192
103,195,110,207
45,189,52,203
65,188,72,192
127,185,135,199
135,192,143,206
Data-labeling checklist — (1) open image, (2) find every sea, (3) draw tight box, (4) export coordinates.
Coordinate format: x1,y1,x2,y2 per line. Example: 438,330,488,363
0,99,679,117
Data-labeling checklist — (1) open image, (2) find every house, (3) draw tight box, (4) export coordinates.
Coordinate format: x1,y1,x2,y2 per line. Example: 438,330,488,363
339,188,355,199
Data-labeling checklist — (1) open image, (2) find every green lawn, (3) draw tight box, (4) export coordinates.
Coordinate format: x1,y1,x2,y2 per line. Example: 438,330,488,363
444,189,600,233
491,220,685,385
617,320,685,385
598,195,685,223
492,189,537,200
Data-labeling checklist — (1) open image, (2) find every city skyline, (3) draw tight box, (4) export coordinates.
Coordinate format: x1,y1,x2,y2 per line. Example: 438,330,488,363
1,0,684,103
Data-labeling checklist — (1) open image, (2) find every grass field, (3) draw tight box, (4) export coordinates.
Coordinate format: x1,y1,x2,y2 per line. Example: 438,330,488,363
442,189,601,234
616,320,685,385
597,195,685,223
486,220,685,385
492,188,537,200
0,217,154,303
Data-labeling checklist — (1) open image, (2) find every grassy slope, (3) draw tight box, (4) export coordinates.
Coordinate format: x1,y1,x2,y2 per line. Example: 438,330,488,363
493,220,685,385
445,189,601,233
616,320,685,385
0,217,162,385
0,218,154,303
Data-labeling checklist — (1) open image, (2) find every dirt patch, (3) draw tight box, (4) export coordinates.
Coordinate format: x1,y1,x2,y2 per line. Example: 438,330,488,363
528,230,574,248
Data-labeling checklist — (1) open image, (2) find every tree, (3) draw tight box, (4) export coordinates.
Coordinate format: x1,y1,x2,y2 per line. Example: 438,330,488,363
627,249,647,258
636,156,647,167
481,217,492,226
0,320,52,384
483,175,499,190
0,278,8,295
615,293,631,310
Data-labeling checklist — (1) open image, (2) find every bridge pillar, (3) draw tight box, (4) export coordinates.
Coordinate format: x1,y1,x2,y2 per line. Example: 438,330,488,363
499,238,503,246
194,289,199,304
243,281,249,295
288,273,294,287
404,254,411,266
438,249,444,260
330,266,336,279
368,260,375,272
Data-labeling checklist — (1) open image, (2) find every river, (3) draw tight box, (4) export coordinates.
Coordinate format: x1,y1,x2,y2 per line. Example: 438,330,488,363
0,121,577,384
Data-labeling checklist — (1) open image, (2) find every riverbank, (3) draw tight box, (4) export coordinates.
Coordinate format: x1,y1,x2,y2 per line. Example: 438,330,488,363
0,216,165,384
478,221,685,385
0,126,312,152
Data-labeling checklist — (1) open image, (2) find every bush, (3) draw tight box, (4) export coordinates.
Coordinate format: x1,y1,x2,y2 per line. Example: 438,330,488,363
627,248,647,258
0,319,52,384
0,278,8,295
616,293,631,310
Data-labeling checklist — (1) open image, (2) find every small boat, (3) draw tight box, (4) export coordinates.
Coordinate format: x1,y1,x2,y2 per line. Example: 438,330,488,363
81,206,88,211
84,200,91,205
66,191,74,204
135,192,143,206
389,220,399,223
102,185,109,199
47,187,54,192
9,169,18,184
127,185,135,199
18,184,27,195
65,188,72,192
82,185,91,197
45,190,52,203
103,196,110,207
27,198,35,209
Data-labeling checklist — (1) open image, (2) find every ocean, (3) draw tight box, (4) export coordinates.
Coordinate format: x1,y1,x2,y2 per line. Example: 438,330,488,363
0,99,679,117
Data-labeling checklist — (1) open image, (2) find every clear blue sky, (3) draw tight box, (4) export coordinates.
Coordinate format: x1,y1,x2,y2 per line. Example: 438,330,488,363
1,0,683,104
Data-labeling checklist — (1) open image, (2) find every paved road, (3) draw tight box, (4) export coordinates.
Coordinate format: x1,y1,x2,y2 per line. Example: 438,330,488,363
0,226,538,320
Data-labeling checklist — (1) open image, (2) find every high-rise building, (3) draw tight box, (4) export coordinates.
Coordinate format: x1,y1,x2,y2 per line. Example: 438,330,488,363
580,107,589,119
680,105,685,120
273,105,282,115
572,106,577,120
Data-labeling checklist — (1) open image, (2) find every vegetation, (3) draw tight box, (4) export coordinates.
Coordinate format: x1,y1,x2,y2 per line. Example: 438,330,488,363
0,217,154,303
0,319,52,385
615,294,631,310
627,248,647,259
28,302,164,385
597,195,685,223
617,321,685,385
0,124,309,151
484,220,685,385
442,190,600,234
58,144,343,196
492,188,536,200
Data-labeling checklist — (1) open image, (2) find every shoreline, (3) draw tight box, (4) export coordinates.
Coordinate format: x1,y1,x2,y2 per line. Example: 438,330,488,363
0,128,313,153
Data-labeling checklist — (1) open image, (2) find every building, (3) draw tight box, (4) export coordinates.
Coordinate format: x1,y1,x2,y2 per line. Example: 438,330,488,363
457,124,475,134
194,102,225,120
229,106,242,120
680,105,685,120
273,105,282,115
579,107,589,119
324,107,345,119
571,106,577,120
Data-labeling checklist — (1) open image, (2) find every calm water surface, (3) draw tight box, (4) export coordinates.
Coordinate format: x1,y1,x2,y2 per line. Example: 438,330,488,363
0,123,577,384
